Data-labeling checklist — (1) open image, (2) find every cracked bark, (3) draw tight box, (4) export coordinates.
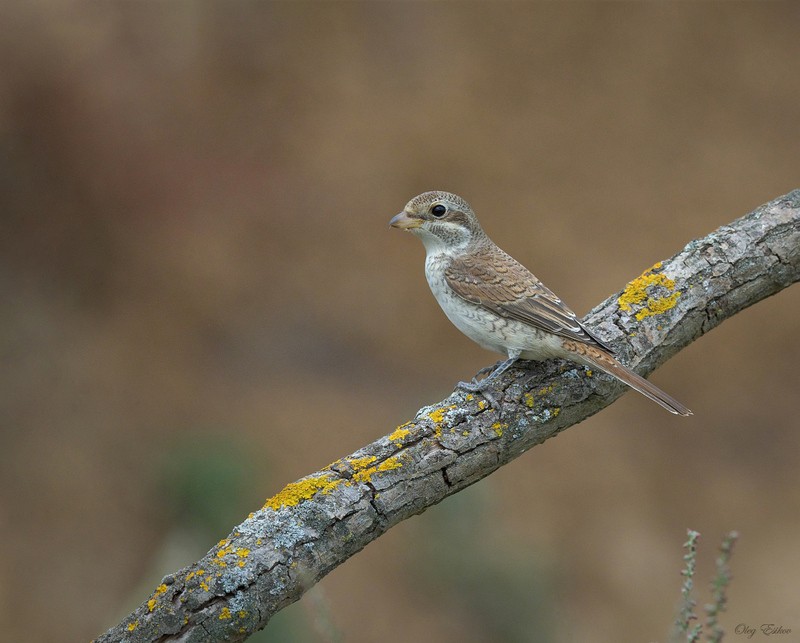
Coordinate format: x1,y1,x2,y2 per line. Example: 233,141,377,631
95,190,800,643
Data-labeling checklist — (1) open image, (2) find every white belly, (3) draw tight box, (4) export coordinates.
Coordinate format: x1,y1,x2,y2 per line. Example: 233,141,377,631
424,255,564,361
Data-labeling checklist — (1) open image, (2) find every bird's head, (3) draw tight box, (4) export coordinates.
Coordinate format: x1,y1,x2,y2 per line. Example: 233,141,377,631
389,191,486,254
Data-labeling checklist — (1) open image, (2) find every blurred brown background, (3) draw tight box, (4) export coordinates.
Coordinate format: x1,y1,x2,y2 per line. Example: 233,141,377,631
1,3,798,642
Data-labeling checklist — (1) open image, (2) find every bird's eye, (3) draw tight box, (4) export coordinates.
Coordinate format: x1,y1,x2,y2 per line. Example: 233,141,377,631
431,204,447,218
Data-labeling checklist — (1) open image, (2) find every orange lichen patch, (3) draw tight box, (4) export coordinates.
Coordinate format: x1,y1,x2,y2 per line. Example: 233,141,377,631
618,262,682,321
263,474,343,511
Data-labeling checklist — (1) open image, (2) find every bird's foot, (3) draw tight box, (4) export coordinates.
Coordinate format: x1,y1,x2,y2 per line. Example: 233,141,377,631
457,357,517,409
456,357,519,410
457,377,489,393
457,379,500,410
461,358,517,390
473,361,504,380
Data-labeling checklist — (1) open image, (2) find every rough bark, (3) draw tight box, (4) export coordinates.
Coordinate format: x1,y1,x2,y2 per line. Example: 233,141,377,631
95,190,800,643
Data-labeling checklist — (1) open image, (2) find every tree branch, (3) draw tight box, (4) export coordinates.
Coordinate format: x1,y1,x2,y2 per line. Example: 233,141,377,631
95,190,800,643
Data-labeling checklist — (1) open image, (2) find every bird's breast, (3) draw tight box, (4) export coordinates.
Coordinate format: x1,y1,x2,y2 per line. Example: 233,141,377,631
423,253,566,360
424,256,490,344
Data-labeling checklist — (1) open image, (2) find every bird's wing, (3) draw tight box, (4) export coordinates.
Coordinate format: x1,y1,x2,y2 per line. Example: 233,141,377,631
444,249,614,352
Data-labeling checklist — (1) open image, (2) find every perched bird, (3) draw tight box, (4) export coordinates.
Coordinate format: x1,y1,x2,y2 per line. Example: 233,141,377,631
390,191,691,416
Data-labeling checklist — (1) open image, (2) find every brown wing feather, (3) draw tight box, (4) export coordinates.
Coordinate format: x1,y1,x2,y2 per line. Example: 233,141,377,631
444,248,614,353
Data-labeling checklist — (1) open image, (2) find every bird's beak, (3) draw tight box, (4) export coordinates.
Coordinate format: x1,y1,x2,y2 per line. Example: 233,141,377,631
389,211,422,230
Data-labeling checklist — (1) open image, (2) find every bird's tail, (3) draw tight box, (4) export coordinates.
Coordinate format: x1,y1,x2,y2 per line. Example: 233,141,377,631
573,346,693,416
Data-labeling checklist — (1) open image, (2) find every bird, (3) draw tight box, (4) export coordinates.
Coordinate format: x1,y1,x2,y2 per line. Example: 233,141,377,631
389,190,692,416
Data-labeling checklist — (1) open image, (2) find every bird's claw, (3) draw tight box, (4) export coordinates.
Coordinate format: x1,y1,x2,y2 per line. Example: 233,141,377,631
457,379,501,410
457,379,482,392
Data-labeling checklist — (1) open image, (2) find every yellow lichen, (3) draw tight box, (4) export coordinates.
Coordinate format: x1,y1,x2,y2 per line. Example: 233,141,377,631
348,455,377,470
388,425,411,444
524,382,557,408
377,457,402,472
618,262,682,321
127,621,138,632
427,405,455,424
352,456,403,484
146,583,168,611
219,607,232,620
236,548,250,567
263,474,343,511
351,466,377,484
238,610,248,619
213,543,234,567
491,422,506,437
428,405,456,438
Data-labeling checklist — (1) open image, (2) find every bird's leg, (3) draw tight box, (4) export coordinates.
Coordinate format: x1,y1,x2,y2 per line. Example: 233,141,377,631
457,355,519,393
472,360,505,382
